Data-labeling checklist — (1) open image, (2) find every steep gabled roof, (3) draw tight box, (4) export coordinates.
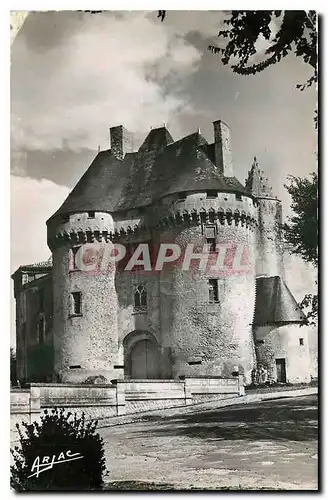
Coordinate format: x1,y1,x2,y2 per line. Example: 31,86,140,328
138,126,174,152
253,275,306,326
48,127,250,223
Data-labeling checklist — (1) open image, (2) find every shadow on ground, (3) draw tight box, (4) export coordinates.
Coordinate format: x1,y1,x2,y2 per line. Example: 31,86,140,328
135,396,318,442
103,481,289,491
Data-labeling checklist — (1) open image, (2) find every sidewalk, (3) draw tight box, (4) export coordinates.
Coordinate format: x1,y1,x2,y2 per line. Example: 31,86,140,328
97,386,318,429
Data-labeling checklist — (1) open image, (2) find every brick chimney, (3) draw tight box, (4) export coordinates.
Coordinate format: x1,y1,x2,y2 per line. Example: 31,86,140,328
213,120,233,177
109,125,133,160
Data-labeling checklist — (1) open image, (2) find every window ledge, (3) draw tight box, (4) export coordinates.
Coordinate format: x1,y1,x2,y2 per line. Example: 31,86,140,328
132,309,147,315
69,313,83,318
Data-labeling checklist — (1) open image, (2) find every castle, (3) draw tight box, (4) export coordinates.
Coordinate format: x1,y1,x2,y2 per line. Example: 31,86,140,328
12,120,317,385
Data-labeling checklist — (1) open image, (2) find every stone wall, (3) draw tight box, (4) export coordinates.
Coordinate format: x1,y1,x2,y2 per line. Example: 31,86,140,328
159,221,257,383
15,275,53,382
256,198,283,277
50,212,119,383
111,191,259,383
11,377,243,443
255,324,316,383
10,387,41,444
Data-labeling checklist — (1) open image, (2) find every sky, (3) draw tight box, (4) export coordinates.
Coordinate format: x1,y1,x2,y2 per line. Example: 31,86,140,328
10,10,317,343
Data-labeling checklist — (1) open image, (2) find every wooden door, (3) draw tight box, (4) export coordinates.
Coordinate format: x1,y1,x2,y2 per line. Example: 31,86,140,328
276,358,286,383
130,339,159,379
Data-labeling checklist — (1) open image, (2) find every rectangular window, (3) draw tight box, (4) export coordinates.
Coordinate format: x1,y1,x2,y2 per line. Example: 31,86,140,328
208,279,219,303
204,225,217,252
235,193,242,201
38,317,45,344
206,190,217,199
87,211,95,218
299,338,304,346
134,284,147,311
204,225,216,239
71,292,82,315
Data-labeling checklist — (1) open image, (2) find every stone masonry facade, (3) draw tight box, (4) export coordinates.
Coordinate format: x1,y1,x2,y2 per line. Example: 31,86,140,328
12,120,318,385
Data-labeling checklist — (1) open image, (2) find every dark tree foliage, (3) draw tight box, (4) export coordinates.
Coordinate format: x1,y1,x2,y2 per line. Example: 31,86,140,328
284,172,318,266
158,10,166,22
299,292,318,327
284,172,318,325
208,11,317,81
10,348,17,386
11,408,107,491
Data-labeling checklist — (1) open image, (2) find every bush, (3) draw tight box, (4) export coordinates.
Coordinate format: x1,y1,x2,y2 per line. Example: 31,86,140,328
11,408,107,491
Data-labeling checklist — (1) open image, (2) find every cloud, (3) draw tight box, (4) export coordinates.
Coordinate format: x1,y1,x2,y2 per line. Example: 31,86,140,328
10,175,69,344
10,175,69,273
11,11,202,151
283,253,317,303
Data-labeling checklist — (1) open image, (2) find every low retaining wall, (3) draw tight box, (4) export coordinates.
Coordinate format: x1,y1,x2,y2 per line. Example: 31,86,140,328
10,376,244,444
10,387,41,444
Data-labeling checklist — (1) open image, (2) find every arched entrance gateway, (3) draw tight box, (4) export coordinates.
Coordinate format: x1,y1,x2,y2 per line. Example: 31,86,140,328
123,331,160,379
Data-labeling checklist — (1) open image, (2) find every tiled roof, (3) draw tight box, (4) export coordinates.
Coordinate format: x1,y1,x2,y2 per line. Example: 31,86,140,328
253,275,305,326
19,256,52,270
48,127,251,222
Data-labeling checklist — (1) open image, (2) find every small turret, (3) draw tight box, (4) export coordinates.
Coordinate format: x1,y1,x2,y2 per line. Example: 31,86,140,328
245,157,274,198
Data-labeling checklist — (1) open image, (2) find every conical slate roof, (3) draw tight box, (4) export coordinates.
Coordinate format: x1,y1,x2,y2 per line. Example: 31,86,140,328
48,127,250,223
253,275,306,326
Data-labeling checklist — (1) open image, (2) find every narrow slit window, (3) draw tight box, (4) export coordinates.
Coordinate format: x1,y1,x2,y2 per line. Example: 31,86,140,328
207,239,216,253
38,289,44,311
299,338,304,346
208,279,219,303
134,284,147,311
71,246,81,270
38,317,45,344
71,292,82,315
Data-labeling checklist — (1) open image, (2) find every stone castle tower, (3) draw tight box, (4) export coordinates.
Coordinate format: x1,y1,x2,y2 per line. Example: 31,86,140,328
13,120,316,385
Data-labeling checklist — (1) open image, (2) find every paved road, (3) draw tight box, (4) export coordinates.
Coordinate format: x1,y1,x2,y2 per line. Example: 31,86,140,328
100,394,318,490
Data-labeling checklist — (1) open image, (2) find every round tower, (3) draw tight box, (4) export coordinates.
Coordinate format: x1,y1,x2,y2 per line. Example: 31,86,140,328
156,190,258,384
47,211,119,383
246,157,283,277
